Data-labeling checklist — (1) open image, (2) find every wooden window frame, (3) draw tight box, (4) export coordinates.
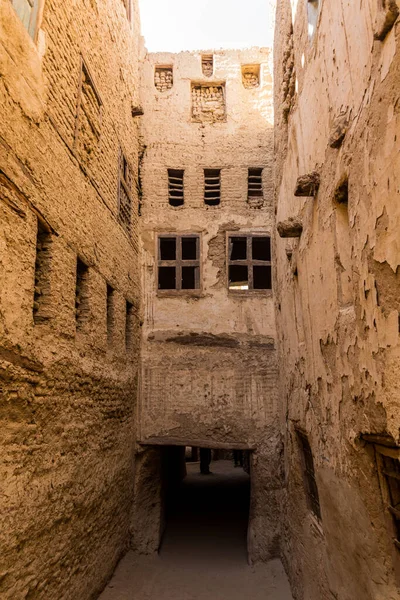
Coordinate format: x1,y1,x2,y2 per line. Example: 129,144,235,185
226,232,272,293
157,233,201,296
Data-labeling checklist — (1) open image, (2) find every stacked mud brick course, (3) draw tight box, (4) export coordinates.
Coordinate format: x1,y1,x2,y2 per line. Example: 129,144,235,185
0,1,142,599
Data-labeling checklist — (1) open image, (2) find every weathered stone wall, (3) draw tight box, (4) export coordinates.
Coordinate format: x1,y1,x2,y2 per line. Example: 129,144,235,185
274,1,400,598
138,48,281,561
0,1,142,598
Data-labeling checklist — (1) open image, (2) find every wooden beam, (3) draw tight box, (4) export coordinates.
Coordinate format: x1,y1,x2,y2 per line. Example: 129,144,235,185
139,436,256,450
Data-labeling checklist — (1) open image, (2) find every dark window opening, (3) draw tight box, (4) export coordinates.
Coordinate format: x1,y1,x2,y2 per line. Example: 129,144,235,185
76,258,89,330
230,237,247,261
158,235,200,291
228,234,272,291
253,265,272,290
204,169,221,206
248,168,263,198
229,265,248,290
160,237,177,261
297,432,321,520
119,151,133,233
335,178,348,204
168,169,184,207
182,266,197,289
252,236,271,261
125,300,135,351
33,220,52,324
182,237,198,260
159,267,176,290
107,284,115,346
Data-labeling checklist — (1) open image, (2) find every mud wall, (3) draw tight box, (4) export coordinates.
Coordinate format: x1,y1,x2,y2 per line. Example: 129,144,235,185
138,48,282,561
274,1,400,598
0,2,142,598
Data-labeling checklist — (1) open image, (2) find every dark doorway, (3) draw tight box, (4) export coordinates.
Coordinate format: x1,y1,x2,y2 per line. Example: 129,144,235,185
161,447,251,564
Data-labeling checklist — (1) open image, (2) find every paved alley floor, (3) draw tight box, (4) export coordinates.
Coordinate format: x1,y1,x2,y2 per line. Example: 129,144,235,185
99,460,293,600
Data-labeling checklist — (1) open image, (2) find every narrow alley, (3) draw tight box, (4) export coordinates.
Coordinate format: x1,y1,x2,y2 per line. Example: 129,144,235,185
100,460,292,600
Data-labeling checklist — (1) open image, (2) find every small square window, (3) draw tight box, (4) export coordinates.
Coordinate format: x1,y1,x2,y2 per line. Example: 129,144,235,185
228,234,272,292
158,235,200,292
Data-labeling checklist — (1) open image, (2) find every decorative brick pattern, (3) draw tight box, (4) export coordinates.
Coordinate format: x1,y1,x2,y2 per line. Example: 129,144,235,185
154,66,173,92
191,83,226,122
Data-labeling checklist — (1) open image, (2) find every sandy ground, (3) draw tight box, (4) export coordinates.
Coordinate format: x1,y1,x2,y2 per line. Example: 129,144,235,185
98,460,293,600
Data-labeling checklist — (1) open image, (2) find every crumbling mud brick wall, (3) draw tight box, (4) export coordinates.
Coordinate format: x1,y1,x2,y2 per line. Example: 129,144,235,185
0,2,142,599
137,48,282,561
274,1,400,599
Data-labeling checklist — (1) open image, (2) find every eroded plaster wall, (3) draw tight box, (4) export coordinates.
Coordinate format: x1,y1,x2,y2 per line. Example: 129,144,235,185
138,48,282,560
0,2,142,598
274,1,400,598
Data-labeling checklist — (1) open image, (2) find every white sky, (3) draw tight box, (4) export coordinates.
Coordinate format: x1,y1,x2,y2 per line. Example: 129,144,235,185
139,0,276,53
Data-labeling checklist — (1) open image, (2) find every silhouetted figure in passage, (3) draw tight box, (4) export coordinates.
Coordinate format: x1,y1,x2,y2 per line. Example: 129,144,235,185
200,448,212,474
233,450,243,468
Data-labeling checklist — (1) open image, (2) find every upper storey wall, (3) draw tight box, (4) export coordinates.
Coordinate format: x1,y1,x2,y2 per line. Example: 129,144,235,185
139,48,276,339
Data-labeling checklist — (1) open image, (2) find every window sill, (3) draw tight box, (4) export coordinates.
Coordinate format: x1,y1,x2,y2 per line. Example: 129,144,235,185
157,290,203,298
228,289,273,297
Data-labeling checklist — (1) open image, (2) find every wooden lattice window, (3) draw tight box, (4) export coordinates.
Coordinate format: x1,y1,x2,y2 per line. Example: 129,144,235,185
202,54,214,77
168,169,184,207
297,432,322,519
248,168,263,198
118,151,133,233
228,234,272,291
204,169,221,206
11,0,41,39
158,235,200,292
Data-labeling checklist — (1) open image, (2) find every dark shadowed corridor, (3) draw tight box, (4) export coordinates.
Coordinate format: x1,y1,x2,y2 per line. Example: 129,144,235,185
99,461,292,599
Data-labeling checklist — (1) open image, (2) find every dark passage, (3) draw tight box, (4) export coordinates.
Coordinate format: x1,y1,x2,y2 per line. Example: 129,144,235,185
161,450,250,564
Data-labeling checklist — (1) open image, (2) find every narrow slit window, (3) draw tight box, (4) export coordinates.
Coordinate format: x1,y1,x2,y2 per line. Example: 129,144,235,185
202,54,214,77
228,234,272,291
168,169,184,207
119,151,133,233
307,0,319,39
204,169,221,206
123,0,132,20
76,258,89,330
125,300,135,350
297,432,322,519
106,284,115,346
33,219,52,324
248,168,263,198
158,235,200,291
11,0,41,39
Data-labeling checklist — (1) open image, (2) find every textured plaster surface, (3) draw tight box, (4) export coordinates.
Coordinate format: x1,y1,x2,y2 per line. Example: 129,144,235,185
274,0,400,598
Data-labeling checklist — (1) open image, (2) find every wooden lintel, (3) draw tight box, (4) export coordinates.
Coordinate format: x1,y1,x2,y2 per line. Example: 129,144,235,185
361,433,398,448
139,436,256,451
